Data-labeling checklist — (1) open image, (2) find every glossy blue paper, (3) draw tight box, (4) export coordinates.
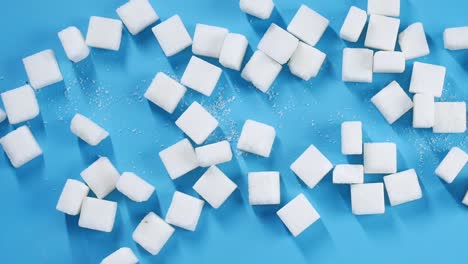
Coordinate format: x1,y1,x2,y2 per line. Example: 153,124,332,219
0,0,467,263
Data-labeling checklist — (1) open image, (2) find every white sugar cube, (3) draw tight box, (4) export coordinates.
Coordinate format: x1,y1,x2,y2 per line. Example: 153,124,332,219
412,94,434,128
371,81,413,124
165,191,204,231
248,171,280,205
384,169,422,206
0,126,42,168
342,48,373,83
192,24,229,59
219,33,248,71
1,85,39,124
339,6,367,43
58,26,90,63
23,50,63,90
433,102,466,133
341,121,362,155
444,27,468,50
239,0,274,20
159,139,198,180
195,140,232,167
78,197,117,232
364,143,397,174
364,15,400,51
398,23,429,60
144,72,186,114
368,0,400,17
86,16,123,51
56,179,89,215
373,51,405,73
175,102,218,145
237,119,276,158
70,114,109,146
116,172,155,202
80,157,120,199
241,50,281,93
277,193,320,237
258,23,299,64
435,147,468,184
351,183,385,215
116,0,158,35
152,15,192,57
0,109,6,123
288,42,326,80
181,56,222,96
409,62,446,97
290,144,333,189
193,166,237,208
463,191,468,206
101,247,138,264
287,5,329,46
333,165,364,184
133,212,174,255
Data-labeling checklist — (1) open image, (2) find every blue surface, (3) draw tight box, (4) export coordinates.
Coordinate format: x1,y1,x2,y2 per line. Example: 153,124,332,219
0,0,467,263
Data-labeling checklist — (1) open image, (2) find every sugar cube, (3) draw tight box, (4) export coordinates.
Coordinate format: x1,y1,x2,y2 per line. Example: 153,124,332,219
409,62,446,97
70,114,109,146
80,157,120,199
181,56,222,96
193,166,237,208
192,24,229,58
239,0,274,20
195,140,233,167
444,27,468,50
373,51,405,73
258,23,298,64
58,26,90,63
398,23,430,60
287,5,329,46
133,212,174,255
144,72,186,114
339,6,367,43
86,16,123,51
23,50,63,89
351,183,385,215
342,48,373,83
435,147,468,184
219,33,248,71
101,247,138,264
159,139,198,180
78,197,117,232
116,0,158,35
371,81,413,124
0,126,42,168
333,165,364,184
277,193,320,237
367,0,400,17
237,119,276,158
116,172,155,202
364,143,397,174
165,191,204,231
248,171,280,205
175,102,218,145
290,144,333,189
364,15,400,51
384,169,422,206
463,191,468,206
288,42,326,80
152,15,192,56
341,121,362,155
1,85,39,124
412,94,434,128
0,108,6,123
433,102,466,133
56,179,89,215
241,50,281,93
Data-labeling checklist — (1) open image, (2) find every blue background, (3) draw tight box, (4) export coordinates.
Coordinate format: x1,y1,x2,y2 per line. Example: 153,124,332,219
0,0,467,263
